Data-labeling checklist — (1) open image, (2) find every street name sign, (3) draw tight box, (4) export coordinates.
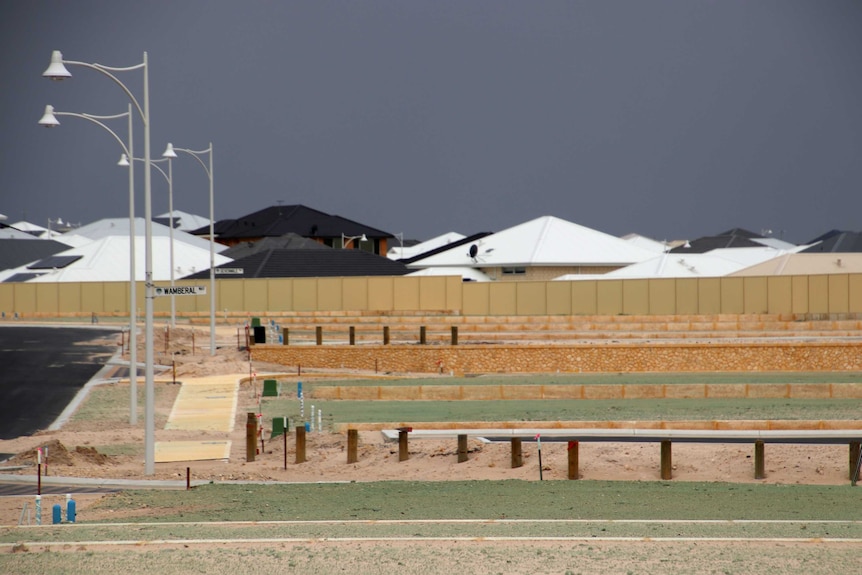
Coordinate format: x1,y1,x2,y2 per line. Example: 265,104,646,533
154,286,207,296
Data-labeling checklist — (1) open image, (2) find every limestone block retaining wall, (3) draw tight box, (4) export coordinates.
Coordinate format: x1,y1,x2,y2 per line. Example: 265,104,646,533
334,419,862,432
312,382,862,402
251,341,862,375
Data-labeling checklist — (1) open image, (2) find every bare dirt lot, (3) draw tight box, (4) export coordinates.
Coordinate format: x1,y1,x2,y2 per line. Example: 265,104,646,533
0,326,855,526
1,325,860,574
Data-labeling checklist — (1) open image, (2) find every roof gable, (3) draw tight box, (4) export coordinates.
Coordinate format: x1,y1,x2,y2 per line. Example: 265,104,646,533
214,205,393,240
408,216,656,268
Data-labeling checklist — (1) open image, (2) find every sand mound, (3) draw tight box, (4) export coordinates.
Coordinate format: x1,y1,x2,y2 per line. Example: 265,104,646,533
11,440,111,467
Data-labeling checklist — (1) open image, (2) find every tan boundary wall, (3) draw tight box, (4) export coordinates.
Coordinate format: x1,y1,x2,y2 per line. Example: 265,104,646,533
2,273,862,317
250,341,862,375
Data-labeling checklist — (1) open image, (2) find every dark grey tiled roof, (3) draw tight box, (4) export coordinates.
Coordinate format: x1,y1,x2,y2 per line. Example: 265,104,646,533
0,239,72,272
28,255,82,270
3,272,44,283
801,231,862,253
669,234,763,254
181,248,409,279
222,233,330,260
716,228,762,239
196,205,393,241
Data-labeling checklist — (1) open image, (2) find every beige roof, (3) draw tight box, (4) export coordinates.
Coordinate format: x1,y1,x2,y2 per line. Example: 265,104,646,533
730,253,862,276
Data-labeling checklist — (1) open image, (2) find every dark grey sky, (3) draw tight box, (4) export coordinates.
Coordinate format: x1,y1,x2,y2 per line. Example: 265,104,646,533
2,1,861,244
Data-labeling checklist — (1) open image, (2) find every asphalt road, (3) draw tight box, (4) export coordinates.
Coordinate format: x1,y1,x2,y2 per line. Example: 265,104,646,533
0,325,121,441
0,483,119,497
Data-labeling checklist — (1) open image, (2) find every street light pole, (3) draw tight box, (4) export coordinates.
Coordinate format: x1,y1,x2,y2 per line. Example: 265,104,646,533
45,50,157,475
167,157,175,328
121,155,174,328
162,142,216,356
38,104,138,426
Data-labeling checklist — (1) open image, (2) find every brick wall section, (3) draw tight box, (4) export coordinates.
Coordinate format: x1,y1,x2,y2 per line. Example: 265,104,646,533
250,341,862,375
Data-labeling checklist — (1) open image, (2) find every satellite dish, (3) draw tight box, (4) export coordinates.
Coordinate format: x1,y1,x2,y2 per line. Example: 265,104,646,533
468,244,478,259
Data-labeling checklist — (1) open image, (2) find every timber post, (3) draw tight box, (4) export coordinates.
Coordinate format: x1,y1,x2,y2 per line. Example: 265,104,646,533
458,434,468,463
295,425,306,464
567,441,579,480
511,437,523,468
347,429,358,464
245,412,257,462
398,427,411,461
754,440,766,479
660,440,672,480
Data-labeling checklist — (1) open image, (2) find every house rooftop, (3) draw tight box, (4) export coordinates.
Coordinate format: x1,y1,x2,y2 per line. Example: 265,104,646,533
183,248,409,279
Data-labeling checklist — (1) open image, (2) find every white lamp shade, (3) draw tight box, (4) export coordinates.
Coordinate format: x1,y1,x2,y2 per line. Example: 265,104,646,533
38,105,60,127
162,143,178,158
43,50,72,80
118,154,130,166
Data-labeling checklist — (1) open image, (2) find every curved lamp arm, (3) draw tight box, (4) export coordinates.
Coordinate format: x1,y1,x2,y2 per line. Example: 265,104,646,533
121,154,171,184
163,142,212,178
44,51,147,123
39,105,130,156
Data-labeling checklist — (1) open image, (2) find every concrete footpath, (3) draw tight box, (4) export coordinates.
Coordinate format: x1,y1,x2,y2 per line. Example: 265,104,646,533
154,374,241,464
0,373,246,490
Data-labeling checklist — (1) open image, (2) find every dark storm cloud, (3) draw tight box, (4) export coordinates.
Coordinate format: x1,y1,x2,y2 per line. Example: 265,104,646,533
2,1,861,244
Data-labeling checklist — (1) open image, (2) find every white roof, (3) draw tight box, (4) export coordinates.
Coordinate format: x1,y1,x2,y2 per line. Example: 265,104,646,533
554,243,809,280
7,220,72,240
750,237,798,250
387,232,466,260
156,210,211,231
0,235,232,283
407,216,656,269
70,217,228,253
731,253,862,276
0,226,40,240
621,233,670,253
706,246,804,266
556,252,749,280
406,266,492,282
45,233,94,248
9,220,48,233
0,222,83,245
